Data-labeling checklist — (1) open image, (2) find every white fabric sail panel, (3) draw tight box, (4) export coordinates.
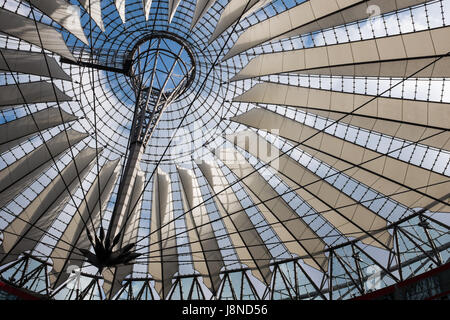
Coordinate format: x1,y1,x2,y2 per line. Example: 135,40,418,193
107,144,143,240
27,0,89,45
210,0,270,41
0,82,72,109
177,166,224,294
216,148,329,272
223,0,431,60
78,0,105,31
297,108,450,152
300,143,450,213
197,161,274,286
115,0,126,23
191,0,216,29
143,0,152,20
230,108,450,212
0,8,75,61
290,57,450,78
0,129,88,209
101,269,119,300
148,168,178,299
103,170,145,299
269,0,433,44
0,147,97,266
225,130,392,249
52,162,116,289
0,108,77,148
49,159,119,289
233,84,450,152
239,0,272,18
0,108,78,154
168,0,182,23
233,82,450,131
120,171,145,247
230,26,450,81
0,48,71,81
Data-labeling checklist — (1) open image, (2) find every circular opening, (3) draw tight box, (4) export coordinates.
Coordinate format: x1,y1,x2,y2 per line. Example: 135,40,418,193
130,32,196,100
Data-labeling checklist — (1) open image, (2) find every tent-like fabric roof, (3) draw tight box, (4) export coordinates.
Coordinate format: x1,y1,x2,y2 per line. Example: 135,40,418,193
0,0,448,300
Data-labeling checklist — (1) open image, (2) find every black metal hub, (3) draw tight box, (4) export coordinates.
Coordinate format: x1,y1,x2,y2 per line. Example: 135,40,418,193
79,229,141,272
127,31,196,101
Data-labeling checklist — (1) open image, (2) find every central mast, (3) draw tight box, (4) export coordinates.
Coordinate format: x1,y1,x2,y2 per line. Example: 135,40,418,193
107,32,196,243
80,32,196,270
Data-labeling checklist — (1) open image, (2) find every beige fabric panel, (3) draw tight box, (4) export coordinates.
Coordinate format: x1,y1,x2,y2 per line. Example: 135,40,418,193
143,0,152,20
230,108,450,212
108,144,143,239
216,148,329,272
27,0,89,45
0,82,72,109
0,147,96,266
103,170,145,299
233,82,450,131
291,57,450,78
75,162,117,258
191,0,216,29
299,108,450,152
301,144,450,213
224,0,431,60
225,130,392,249
0,108,78,154
243,186,304,257
121,171,145,247
49,159,119,288
101,269,119,300
0,48,71,80
0,132,39,155
0,130,88,209
0,8,75,61
78,0,105,31
197,161,274,286
231,26,450,81
168,0,182,22
271,0,432,44
177,166,224,295
115,0,126,23
210,0,270,42
148,168,178,299
0,108,77,146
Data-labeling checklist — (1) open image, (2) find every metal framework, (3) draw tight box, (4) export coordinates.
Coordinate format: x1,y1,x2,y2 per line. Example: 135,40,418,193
106,32,196,246
0,0,449,300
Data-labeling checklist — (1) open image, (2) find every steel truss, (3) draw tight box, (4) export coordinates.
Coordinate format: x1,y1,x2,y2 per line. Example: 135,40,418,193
0,212,447,300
